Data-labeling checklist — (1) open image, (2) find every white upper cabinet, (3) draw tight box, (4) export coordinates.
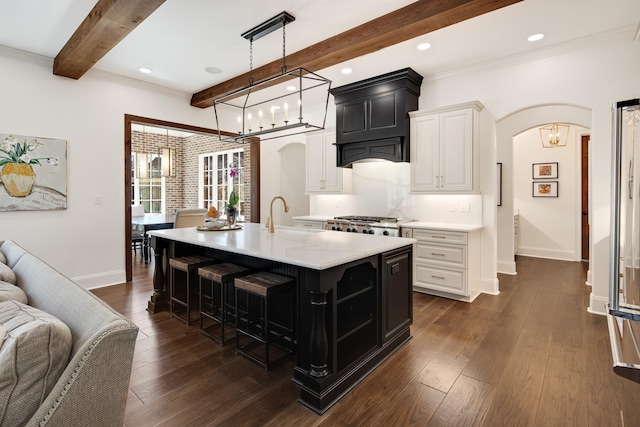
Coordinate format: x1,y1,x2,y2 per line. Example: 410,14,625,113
306,129,351,193
410,101,483,193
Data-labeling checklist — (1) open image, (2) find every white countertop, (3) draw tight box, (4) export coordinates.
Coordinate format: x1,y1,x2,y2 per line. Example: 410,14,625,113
148,223,415,270
401,221,483,232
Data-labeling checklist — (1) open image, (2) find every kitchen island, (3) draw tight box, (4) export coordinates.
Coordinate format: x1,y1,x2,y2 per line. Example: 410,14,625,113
147,223,414,413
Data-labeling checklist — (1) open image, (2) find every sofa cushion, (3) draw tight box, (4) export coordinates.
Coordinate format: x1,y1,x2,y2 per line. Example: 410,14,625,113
0,281,27,304
0,250,6,265
0,263,15,285
0,301,72,427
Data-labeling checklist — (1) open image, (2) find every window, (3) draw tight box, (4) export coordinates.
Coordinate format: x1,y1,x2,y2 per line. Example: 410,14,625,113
200,149,245,220
131,152,166,213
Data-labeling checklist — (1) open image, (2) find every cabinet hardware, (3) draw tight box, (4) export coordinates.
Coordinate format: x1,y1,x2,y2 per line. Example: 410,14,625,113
431,252,445,256
431,275,446,280
431,235,446,239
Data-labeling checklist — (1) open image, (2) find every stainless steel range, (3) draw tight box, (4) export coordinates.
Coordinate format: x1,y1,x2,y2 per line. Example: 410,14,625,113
325,215,409,237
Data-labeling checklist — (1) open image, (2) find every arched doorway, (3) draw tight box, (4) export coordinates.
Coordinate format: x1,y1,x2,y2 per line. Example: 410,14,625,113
495,105,591,275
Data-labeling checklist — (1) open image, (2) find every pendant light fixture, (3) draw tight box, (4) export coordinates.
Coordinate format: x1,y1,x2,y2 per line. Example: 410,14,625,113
539,123,570,148
159,128,175,177
213,12,331,144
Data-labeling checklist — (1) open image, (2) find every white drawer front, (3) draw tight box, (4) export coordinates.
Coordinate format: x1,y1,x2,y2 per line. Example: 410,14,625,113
415,242,466,268
413,229,467,245
293,220,325,230
415,264,466,295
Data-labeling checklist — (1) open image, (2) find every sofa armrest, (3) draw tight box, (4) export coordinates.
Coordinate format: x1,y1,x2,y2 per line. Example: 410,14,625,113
26,321,138,427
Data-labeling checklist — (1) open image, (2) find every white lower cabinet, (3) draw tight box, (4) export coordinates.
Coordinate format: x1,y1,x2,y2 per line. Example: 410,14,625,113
403,227,481,302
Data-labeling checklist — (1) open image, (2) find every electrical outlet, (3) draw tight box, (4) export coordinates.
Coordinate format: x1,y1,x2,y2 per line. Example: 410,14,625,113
94,195,102,205
449,202,456,212
460,201,470,212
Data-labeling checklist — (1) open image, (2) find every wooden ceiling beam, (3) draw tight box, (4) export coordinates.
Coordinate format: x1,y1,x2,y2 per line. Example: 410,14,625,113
53,0,166,80
191,0,522,109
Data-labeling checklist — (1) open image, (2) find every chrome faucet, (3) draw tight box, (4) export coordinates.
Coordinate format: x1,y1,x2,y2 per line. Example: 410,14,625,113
267,196,289,233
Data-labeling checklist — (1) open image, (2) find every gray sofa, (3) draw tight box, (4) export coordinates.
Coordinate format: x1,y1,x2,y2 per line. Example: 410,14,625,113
0,240,138,426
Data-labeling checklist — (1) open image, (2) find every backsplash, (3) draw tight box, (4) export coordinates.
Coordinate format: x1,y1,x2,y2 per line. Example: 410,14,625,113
310,161,482,224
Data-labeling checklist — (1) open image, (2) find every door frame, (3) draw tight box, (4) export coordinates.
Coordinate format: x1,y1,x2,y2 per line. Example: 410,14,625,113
124,115,261,282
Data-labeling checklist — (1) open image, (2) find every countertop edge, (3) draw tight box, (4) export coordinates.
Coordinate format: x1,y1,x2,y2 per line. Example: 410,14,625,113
401,222,484,232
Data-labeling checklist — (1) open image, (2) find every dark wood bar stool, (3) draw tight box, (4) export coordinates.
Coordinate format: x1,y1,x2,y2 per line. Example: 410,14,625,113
234,272,294,369
169,255,215,325
198,263,250,345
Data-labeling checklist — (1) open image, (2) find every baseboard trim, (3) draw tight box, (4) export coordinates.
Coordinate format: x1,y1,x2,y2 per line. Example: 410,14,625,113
73,270,126,290
498,260,516,275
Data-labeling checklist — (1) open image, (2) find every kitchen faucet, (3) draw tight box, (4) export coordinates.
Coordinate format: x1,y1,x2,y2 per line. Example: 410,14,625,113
267,196,289,233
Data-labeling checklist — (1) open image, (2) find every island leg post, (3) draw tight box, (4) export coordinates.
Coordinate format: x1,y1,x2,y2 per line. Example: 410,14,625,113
147,237,169,313
309,290,328,377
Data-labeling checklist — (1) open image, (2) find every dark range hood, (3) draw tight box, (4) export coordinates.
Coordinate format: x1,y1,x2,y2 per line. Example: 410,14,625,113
330,68,423,167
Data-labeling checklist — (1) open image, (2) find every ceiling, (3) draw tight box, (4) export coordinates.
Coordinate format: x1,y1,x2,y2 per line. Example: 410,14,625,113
0,0,639,105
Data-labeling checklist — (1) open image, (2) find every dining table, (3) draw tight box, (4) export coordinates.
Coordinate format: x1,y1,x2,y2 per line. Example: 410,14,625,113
132,213,175,263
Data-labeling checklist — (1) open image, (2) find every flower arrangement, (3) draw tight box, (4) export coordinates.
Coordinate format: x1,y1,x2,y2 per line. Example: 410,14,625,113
0,135,59,167
225,163,240,210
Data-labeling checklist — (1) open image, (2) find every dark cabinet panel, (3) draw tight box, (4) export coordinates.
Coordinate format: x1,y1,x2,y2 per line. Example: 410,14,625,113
381,248,412,343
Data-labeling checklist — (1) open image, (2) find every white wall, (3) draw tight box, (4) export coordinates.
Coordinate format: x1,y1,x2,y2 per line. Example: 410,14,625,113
0,50,218,288
514,126,588,261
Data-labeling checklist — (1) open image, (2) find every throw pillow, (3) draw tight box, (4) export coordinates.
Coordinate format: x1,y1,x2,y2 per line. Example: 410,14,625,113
0,263,16,285
0,250,6,265
0,281,27,304
0,301,72,427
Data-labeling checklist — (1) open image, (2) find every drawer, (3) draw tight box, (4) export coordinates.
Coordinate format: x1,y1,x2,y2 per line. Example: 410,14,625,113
414,264,466,296
293,220,325,230
413,229,467,245
415,242,466,268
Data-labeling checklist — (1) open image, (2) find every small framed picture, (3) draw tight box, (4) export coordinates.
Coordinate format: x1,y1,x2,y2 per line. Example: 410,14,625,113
532,162,558,179
532,181,558,197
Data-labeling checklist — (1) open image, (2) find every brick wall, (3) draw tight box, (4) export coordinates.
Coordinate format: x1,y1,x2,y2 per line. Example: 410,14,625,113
132,130,251,219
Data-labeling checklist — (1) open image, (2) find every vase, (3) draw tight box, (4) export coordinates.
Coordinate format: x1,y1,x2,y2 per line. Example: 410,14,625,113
1,163,36,197
226,207,238,227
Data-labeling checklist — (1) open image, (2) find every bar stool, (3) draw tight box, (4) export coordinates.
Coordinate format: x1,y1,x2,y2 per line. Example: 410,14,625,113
234,271,294,369
198,263,250,345
169,255,215,325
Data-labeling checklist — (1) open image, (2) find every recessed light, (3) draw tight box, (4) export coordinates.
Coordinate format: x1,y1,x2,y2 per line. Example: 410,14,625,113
287,85,297,91
417,42,431,51
527,33,545,42
205,66,222,74
139,67,152,74
341,68,352,74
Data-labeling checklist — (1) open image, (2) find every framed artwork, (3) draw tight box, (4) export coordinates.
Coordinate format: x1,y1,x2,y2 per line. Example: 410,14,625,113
0,133,67,211
497,162,502,206
532,162,558,179
532,181,558,198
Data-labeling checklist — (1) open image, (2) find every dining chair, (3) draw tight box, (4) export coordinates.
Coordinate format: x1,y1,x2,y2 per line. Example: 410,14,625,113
174,208,207,228
131,204,146,256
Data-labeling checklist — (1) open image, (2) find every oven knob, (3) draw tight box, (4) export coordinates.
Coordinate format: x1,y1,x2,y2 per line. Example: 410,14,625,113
346,227,352,232
383,230,389,236
331,226,336,231
336,226,342,232
369,229,375,234
352,228,359,233
362,229,368,234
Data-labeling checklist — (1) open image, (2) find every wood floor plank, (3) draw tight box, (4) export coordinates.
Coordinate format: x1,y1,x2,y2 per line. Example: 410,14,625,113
373,381,445,426
427,375,495,427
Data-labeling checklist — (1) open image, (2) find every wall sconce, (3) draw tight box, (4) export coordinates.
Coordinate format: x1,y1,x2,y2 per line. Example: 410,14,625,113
159,128,175,177
539,123,570,148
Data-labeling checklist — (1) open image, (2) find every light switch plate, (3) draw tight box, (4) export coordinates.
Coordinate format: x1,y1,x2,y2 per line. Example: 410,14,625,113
449,202,456,212
460,201,470,212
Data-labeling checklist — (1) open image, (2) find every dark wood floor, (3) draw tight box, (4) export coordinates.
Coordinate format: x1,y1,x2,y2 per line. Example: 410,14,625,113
92,254,640,426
